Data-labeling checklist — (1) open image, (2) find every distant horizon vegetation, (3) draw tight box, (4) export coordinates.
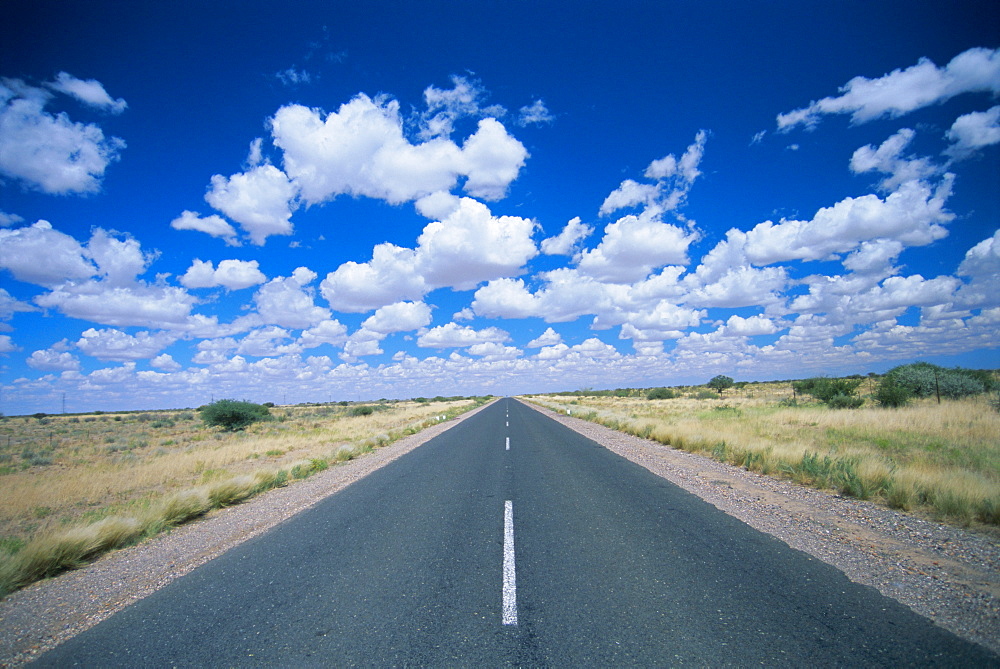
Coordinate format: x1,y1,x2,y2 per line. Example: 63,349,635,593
3,358,997,418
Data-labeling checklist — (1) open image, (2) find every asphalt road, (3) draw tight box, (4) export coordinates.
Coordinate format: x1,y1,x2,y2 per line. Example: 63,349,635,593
34,398,998,667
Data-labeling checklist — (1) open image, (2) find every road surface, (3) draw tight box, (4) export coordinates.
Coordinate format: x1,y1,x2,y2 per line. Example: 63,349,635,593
34,398,997,666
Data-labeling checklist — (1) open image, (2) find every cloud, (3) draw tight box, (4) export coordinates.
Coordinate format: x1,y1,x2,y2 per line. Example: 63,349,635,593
956,229,1000,308
361,301,433,334
576,214,696,283
417,322,510,348
8,225,197,329
518,100,554,126
472,269,629,324
321,243,426,312
276,67,312,87
599,131,707,217
0,287,36,324
76,327,176,361
958,229,1000,278
849,128,939,190
151,353,181,371
0,211,24,226
620,302,704,340
415,197,538,290
945,105,1000,158
270,93,526,207
47,72,127,114
86,228,156,287
36,283,197,329
180,259,266,290
0,220,96,286
842,239,905,276
743,178,953,265
205,164,298,245
169,210,240,246
27,345,80,371
420,75,504,139
298,319,349,349
251,269,330,329
236,326,301,357
777,47,1000,130
0,76,126,194
540,217,593,256
0,335,17,354
468,341,521,360
722,315,782,337
685,265,788,309
526,327,563,348
321,198,537,311
460,118,530,200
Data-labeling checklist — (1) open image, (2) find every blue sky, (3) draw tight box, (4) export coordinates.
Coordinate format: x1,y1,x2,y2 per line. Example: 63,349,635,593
1,1,998,413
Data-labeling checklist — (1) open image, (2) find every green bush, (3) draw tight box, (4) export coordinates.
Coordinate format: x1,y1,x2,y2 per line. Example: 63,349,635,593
199,400,271,431
875,376,911,408
885,362,988,400
793,377,863,404
827,394,864,410
646,387,677,400
349,405,375,417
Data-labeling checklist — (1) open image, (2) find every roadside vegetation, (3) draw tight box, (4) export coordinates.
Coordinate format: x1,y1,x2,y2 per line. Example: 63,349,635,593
0,397,489,598
526,365,999,531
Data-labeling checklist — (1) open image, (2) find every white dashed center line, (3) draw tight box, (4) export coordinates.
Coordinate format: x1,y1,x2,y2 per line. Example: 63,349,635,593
502,500,518,625
505,436,510,450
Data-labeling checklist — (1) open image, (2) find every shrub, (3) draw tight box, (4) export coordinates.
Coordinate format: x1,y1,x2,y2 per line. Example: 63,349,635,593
646,387,677,400
199,399,271,431
885,362,988,400
875,376,911,408
792,377,863,404
349,405,375,417
827,394,865,410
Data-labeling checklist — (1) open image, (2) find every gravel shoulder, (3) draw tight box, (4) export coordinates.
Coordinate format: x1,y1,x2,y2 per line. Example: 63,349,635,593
2,399,997,665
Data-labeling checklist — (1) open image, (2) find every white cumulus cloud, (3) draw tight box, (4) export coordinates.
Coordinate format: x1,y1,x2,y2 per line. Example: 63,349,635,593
417,322,510,348
180,259,266,290
205,164,298,245
0,76,126,194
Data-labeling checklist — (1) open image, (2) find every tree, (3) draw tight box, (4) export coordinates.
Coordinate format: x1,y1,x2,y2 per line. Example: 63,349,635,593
707,375,735,395
199,399,271,431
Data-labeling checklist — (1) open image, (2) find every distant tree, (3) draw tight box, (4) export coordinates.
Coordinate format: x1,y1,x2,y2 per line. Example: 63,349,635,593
707,375,735,395
200,399,271,431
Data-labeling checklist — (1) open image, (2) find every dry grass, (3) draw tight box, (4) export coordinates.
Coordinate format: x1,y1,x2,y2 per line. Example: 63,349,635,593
526,383,1000,528
0,399,482,597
